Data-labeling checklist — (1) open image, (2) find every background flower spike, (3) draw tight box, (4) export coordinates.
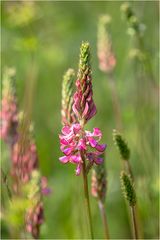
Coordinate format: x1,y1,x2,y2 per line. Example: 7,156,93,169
0,67,18,145
97,14,116,73
61,68,76,126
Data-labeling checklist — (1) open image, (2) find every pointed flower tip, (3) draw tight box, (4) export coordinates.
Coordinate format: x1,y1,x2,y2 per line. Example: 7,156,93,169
113,129,130,160
63,68,75,83
80,41,90,65
120,171,136,206
73,41,96,123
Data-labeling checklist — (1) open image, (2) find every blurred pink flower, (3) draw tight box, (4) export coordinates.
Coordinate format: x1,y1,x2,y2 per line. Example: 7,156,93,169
97,15,116,73
0,68,18,145
26,202,44,239
11,141,38,192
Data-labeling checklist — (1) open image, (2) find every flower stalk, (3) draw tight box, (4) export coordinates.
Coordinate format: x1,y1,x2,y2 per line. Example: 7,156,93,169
91,157,109,239
59,42,107,239
98,200,109,239
81,150,94,239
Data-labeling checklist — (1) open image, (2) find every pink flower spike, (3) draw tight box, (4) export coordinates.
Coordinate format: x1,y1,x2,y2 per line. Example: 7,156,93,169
59,156,69,164
75,163,82,176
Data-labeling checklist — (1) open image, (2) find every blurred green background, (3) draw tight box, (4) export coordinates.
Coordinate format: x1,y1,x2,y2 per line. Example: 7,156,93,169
1,1,159,239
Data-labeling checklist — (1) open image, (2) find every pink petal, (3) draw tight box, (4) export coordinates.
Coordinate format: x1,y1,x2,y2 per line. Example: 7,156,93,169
78,138,87,150
62,126,71,135
94,157,103,165
95,144,107,152
60,138,68,145
63,147,74,156
70,155,81,164
59,156,69,163
87,137,97,147
42,187,52,195
82,102,89,118
72,123,81,134
72,102,80,117
87,103,97,120
75,163,82,176
87,152,94,162
93,128,102,138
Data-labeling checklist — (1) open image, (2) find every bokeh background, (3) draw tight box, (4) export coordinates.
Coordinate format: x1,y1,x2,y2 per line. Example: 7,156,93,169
1,1,159,239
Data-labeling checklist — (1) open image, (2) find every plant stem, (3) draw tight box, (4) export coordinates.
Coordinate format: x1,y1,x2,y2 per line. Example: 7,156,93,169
130,205,139,239
81,150,94,239
98,200,110,239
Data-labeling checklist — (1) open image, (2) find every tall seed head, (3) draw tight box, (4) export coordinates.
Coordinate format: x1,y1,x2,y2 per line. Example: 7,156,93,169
120,2,145,36
113,129,130,160
120,171,136,206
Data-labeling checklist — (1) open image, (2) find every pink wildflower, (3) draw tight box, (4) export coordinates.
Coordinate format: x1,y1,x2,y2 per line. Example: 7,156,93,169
11,140,38,192
59,123,106,175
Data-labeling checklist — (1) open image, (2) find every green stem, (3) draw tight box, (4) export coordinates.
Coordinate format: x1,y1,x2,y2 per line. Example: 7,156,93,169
130,205,139,239
81,150,94,239
98,200,110,239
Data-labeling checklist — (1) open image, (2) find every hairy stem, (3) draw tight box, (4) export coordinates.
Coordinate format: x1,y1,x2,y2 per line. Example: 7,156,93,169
98,200,110,239
81,150,94,239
